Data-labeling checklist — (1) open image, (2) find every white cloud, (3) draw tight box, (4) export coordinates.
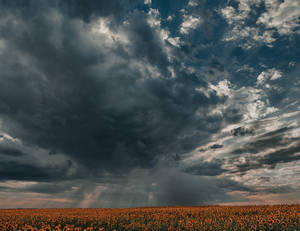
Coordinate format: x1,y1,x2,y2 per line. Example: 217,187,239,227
146,9,172,42
257,68,283,85
224,85,277,120
221,6,248,25
90,17,129,47
221,0,262,24
187,0,198,7
222,22,276,49
180,15,202,34
220,0,300,48
167,15,173,21
270,70,282,80
257,0,300,35
144,0,151,5
167,37,181,47
209,80,232,97
147,8,161,28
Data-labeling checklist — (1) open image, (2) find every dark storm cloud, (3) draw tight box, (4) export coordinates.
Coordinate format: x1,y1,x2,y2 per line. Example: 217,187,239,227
0,0,230,180
0,161,57,181
0,159,75,181
0,146,26,157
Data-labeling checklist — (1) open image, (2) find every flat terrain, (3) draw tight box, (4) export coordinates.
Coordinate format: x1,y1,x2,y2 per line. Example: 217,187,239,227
0,205,299,230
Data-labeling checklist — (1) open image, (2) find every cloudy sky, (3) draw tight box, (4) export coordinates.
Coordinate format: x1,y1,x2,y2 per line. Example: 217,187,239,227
0,0,299,208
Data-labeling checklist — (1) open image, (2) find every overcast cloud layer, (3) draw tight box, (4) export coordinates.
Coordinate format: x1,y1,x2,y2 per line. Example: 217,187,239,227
0,0,299,208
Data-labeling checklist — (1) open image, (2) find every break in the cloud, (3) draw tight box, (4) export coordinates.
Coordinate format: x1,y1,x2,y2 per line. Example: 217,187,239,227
0,0,299,207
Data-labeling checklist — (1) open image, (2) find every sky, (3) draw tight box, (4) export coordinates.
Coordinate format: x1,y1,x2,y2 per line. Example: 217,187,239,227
0,0,299,208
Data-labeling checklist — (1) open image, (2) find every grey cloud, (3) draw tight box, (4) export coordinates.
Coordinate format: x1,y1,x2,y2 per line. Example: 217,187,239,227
0,156,82,182
258,126,294,138
229,141,300,174
231,127,298,155
263,142,300,167
155,173,221,206
22,182,75,194
183,160,225,176
0,182,75,195
1,0,127,22
71,167,240,207
59,0,126,22
0,161,59,181
0,168,255,207
263,185,296,194
231,126,255,137
125,10,171,75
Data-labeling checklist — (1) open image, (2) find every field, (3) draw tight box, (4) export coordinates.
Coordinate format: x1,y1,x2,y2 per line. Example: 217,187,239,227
0,205,299,231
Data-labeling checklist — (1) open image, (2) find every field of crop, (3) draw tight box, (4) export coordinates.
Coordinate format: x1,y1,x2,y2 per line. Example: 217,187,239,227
0,205,299,230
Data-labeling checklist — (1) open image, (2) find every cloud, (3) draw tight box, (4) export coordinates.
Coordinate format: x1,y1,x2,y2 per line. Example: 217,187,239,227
59,0,126,22
257,68,283,85
210,144,223,149
0,181,75,195
144,0,152,6
0,132,82,182
180,15,202,34
0,146,26,157
228,140,300,174
231,126,255,136
182,160,225,176
180,105,300,200
257,0,300,35
220,0,300,49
